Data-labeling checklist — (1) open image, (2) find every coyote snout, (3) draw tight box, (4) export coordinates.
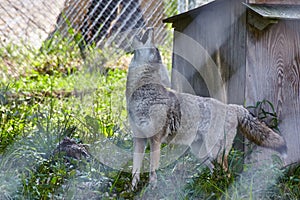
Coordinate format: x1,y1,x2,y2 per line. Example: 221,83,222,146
126,28,287,190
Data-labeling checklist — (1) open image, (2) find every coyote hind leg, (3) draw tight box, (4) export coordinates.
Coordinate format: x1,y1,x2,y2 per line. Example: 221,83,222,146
217,152,229,172
217,106,239,172
217,118,237,174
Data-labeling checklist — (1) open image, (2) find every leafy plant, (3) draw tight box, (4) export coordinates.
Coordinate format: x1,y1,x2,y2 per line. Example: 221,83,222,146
247,99,280,131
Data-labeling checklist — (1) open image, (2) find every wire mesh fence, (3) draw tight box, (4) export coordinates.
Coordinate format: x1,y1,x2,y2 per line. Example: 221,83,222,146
0,0,65,48
0,0,178,55
177,0,213,13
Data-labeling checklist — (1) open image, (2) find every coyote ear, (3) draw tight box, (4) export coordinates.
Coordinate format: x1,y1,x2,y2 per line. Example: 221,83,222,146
144,27,154,47
131,36,143,50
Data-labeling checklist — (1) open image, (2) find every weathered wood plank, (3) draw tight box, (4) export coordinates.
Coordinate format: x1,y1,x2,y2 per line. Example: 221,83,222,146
171,1,229,100
248,0,300,5
171,0,247,150
245,4,300,20
246,18,300,164
222,0,247,150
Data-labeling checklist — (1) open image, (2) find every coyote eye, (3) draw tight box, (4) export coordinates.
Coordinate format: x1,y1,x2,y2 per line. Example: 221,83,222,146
133,47,162,64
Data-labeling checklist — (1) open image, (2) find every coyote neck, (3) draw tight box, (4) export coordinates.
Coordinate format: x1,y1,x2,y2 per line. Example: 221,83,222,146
126,64,165,99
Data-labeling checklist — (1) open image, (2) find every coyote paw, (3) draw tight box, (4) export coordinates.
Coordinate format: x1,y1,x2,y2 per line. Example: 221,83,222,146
149,171,157,189
131,174,140,191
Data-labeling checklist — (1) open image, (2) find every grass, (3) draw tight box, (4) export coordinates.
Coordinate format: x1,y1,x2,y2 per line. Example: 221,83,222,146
0,35,299,199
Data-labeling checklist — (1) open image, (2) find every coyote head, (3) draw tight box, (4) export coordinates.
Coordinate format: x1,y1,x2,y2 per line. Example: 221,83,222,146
130,28,162,65
127,28,171,94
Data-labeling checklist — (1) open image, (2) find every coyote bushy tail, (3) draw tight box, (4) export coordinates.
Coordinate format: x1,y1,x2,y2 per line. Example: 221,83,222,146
236,106,287,154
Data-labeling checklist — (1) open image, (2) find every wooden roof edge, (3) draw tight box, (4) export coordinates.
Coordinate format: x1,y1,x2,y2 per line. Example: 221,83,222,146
163,0,218,23
244,3,300,20
248,0,300,5
163,0,300,24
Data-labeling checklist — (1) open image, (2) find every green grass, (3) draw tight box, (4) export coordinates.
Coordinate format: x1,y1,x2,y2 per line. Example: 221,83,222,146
0,36,299,199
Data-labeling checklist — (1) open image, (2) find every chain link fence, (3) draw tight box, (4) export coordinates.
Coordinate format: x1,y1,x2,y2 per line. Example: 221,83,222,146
178,0,213,13
0,0,178,54
0,0,65,48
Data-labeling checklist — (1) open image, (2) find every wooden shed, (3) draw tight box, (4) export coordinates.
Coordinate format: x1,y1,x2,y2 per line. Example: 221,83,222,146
163,0,300,165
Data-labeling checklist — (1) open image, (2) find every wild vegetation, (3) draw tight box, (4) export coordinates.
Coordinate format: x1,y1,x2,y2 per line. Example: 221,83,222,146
0,33,299,199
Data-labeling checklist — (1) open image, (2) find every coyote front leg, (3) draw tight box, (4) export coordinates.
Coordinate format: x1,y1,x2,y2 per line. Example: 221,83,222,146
132,137,147,189
149,135,161,188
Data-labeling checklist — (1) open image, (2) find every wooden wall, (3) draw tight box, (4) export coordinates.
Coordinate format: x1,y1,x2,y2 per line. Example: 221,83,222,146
168,0,300,164
171,0,247,105
246,16,300,164
171,0,247,150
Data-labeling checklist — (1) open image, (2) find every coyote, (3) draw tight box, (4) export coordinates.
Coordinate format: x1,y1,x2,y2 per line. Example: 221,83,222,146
126,28,287,189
